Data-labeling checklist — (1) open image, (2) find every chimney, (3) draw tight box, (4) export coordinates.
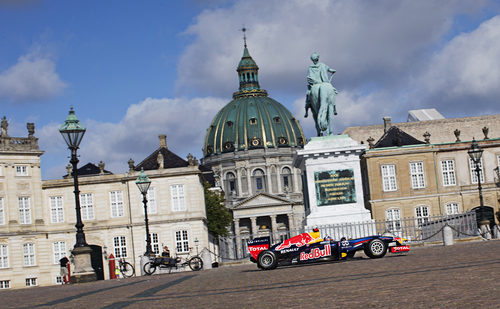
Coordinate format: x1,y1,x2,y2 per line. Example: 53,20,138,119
159,134,167,148
383,116,391,133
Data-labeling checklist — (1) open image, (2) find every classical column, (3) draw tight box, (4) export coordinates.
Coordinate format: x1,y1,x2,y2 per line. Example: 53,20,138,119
287,213,295,235
237,168,243,196
266,166,273,193
247,170,252,195
250,217,258,236
292,168,299,193
233,218,242,259
276,166,282,193
270,215,278,242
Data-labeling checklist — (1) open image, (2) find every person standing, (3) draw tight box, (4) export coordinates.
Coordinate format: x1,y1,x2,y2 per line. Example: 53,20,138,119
59,256,70,284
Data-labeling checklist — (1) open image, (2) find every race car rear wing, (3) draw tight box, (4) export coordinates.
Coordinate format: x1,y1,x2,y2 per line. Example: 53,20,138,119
247,237,270,261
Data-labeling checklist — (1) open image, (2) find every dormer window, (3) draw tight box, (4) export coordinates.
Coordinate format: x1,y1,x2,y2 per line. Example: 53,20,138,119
226,121,233,127
249,118,257,125
273,117,280,123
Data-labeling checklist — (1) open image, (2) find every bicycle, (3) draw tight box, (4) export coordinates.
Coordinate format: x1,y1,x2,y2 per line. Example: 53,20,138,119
118,258,135,278
143,249,203,275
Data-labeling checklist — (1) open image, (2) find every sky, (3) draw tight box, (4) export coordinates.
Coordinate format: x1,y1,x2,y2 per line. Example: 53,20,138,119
1,0,500,180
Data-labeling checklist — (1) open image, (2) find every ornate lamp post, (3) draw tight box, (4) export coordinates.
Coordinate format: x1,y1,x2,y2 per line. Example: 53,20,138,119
59,107,96,282
59,107,87,247
136,169,153,255
468,138,484,209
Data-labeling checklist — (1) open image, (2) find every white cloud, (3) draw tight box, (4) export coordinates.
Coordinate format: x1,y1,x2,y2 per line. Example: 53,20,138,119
416,15,500,115
177,0,483,98
40,96,227,179
0,51,66,103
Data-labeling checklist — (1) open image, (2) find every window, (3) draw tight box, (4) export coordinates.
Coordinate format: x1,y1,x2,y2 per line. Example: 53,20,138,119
15,165,28,176
18,197,31,224
282,167,292,191
0,244,8,268
410,162,426,189
23,243,35,266
385,208,401,233
226,173,236,194
381,165,397,192
469,158,484,184
441,160,456,186
113,236,127,258
110,191,124,217
0,280,10,289
151,233,160,254
253,169,266,191
175,230,189,253
445,202,460,215
80,193,94,220
171,185,186,211
0,197,4,225
25,278,37,287
147,187,157,214
415,206,430,228
53,241,66,264
50,196,64,223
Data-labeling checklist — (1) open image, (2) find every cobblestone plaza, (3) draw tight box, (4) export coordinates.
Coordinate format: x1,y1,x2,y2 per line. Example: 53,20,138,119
2,240,499,308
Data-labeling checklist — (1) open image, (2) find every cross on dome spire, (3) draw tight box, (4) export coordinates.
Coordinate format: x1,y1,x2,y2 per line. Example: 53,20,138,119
241,26,247,48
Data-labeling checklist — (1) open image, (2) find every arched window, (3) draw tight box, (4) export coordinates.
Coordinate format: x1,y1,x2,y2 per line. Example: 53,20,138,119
225,172,237,195
281,167,292,192
252,169,266,192
246,73,250,82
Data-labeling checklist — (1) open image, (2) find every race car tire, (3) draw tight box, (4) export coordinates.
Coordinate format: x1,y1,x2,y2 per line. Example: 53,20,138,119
364,239,387,259
257,250,278,270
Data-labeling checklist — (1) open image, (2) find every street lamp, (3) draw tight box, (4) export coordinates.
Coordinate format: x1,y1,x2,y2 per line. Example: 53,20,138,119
136,168,153,255
59,107,96,283
59,107,87,248
468,138,484,208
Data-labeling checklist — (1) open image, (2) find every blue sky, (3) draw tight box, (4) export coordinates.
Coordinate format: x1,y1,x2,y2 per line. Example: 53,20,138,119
1,0,500,180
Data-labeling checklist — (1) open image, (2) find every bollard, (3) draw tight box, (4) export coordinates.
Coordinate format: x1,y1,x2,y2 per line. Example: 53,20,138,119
443,225,454,246
479,220,491,240
140,255,150,276
201,249,212,270
494,226,500,239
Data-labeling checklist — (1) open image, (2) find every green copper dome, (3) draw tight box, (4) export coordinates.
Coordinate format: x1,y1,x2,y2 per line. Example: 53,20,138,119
203,46,305,156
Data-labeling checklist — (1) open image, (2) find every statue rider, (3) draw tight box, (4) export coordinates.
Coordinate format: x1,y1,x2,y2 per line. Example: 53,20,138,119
305,52,337,116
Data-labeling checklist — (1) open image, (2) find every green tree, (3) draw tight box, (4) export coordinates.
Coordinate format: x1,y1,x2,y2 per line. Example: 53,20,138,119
203,181,231,237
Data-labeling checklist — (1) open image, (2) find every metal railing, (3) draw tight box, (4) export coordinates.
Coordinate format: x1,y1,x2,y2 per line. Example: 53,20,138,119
214,212,479,261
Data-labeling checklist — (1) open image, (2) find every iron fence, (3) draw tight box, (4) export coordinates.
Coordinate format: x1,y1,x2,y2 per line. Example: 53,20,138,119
214,212,479,261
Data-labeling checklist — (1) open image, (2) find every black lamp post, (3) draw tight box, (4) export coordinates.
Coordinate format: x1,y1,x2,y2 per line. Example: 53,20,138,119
468,138,484,209
136,168,153,255
59,107,88,248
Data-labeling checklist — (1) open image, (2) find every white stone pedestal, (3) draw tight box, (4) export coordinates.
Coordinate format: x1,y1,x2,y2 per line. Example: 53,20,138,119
71,246,97,283
294,135,372,228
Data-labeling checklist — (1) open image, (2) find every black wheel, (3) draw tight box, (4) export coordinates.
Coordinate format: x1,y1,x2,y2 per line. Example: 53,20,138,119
143,262,156,275
257,250,278,270
364,239,387,259
120,262,135,278
188,256,203,271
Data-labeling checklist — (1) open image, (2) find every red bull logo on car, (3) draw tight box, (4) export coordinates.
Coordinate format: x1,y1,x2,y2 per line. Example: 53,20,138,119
300,245,331,261
276,233,315,250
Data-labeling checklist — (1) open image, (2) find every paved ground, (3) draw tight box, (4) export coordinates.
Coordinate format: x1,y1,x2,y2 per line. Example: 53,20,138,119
2,240,500,308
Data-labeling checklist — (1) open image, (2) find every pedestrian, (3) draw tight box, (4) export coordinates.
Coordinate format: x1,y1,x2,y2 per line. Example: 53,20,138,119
59,256,70,284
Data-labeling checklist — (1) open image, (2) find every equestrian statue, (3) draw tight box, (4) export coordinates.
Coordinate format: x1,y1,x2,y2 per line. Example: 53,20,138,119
304,52,338,136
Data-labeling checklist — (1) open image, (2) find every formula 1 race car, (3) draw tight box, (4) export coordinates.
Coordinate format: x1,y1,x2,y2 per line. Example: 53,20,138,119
247,229,410,270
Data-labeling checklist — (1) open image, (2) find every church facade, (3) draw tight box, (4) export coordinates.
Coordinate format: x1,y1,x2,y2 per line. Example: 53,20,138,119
201,43,307,257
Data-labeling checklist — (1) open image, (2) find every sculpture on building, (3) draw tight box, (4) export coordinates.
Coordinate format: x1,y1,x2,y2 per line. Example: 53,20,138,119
1,116,8,137
304,52,338,136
